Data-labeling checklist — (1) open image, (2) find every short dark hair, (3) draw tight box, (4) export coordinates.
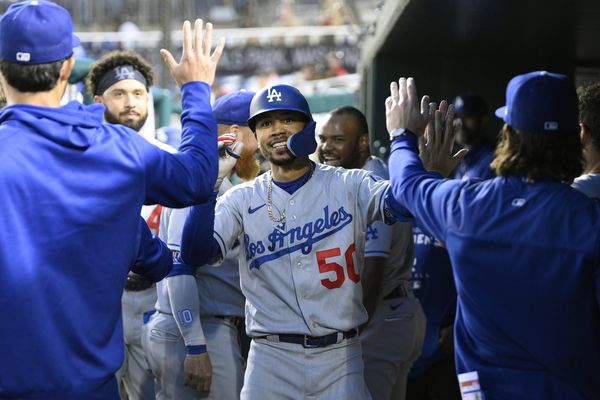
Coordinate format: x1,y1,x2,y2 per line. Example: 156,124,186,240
329,106,369,135
0,58,65,92
86,50,153,96
578,82,600,152
491,125,583,183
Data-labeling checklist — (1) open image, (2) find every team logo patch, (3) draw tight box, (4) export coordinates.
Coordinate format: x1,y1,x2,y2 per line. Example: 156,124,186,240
16,52,31,62
266,87,282,102
115,66,136,80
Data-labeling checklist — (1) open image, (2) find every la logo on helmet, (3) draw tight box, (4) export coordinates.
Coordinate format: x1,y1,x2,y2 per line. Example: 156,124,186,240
266,87,282,103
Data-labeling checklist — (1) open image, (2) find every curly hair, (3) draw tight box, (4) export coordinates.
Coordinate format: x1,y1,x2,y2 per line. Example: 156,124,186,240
578,82,600,152
491,125,583,183
86,50,153,96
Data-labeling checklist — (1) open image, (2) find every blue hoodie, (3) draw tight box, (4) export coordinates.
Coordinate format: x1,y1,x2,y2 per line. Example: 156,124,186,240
390,133,600,400
0,81,217,398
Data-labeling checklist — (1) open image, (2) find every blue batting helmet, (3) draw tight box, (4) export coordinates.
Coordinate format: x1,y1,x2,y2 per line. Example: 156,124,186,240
248,84,317,157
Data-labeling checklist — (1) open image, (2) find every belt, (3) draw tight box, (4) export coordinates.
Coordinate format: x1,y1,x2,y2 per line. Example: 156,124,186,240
257,329,357,348
124,274,155,292
382,282,410,300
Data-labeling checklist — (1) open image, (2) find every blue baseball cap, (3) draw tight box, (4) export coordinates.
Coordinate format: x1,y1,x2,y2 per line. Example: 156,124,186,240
213,90,256,126
495,71,579,134
0,0,80,64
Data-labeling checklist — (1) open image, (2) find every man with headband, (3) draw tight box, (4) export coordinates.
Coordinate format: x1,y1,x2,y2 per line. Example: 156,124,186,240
86,50,173,400
0,0,224,397
179,84,411,399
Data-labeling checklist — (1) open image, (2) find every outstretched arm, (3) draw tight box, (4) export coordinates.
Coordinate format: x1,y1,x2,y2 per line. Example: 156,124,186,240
142,20,226,207
387,77,464,242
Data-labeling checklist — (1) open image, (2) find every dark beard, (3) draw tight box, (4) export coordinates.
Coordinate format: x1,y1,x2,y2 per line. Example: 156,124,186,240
262,146,298,166
234,148,261,181
104,110,148,132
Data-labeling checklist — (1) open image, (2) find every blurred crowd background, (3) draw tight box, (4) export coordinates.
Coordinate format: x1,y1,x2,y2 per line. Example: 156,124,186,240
0,0,381,144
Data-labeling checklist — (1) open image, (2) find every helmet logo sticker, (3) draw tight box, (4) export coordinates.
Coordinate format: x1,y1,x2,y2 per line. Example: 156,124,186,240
266,87,282,103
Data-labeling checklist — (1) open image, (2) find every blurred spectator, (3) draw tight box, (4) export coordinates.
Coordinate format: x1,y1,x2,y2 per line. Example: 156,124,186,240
276,2,301,27
321,0,345,25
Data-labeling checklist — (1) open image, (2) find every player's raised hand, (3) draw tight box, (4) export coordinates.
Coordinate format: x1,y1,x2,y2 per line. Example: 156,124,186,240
419,101,468,177
160,19,225,87
184,353,213,393
215,133,244,191
386,77,430,137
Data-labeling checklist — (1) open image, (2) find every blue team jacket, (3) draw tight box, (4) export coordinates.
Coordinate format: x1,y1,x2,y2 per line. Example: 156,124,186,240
0,82,217,398
389,134,600,399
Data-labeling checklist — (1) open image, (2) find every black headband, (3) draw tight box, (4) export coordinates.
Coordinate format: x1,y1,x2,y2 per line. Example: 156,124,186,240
95,65,148,95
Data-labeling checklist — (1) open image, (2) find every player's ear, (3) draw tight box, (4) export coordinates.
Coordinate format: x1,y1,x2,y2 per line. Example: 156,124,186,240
580,123,590,146
230,124,240,134
59,56,76,82
93,95,104,104
359,133,369,153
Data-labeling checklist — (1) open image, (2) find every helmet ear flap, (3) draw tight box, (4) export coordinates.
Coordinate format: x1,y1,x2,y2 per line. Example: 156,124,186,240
287,120,317,157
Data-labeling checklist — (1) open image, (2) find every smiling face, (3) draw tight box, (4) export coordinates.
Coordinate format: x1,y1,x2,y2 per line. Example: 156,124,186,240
254,110,307,166
317,114,364,168
96,79,149,132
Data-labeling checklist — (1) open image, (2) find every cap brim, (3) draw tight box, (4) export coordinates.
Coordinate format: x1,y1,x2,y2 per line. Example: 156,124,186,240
495,106,507,120
72,33,80,48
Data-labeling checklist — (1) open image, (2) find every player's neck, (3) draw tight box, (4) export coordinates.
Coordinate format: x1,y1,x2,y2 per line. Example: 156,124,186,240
3,81,66,108
270,158,311,182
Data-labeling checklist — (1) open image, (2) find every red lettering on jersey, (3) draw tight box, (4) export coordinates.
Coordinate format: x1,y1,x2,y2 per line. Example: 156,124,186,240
146,205,163,236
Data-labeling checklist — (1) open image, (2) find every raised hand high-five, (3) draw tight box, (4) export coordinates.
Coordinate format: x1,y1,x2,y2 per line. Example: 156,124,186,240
418,100,468,177
160,19,225,87
385,77,430,137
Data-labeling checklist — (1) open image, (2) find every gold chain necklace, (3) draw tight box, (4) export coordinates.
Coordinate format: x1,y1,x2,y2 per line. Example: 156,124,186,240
267,163,315,223
267,172,286,223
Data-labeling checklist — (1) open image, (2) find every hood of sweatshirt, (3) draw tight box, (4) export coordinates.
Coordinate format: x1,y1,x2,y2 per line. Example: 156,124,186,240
0,101,106,150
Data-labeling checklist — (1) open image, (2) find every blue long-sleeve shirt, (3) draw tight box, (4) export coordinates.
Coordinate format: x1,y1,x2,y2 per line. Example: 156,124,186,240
0,81,217,399
389,132,600,399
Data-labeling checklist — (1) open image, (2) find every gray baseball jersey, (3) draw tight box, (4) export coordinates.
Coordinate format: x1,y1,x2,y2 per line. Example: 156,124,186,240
212,163,389,337
360,156,425,400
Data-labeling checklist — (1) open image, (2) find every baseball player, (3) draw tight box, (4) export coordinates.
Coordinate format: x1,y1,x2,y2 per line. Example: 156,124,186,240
180,84,411,400
452,93,495,180
573,82,600,198
86,49,176,400
0,3,223,398
406,95,495,399
317,106,426,400
386,74,600,399
143,90,258,400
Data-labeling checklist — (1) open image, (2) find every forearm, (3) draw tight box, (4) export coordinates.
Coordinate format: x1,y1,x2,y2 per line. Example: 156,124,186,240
145,82,218,207
132,217,173,281
181,197,222,266
166,274,207,354
361,256,386,329
389,134,449,241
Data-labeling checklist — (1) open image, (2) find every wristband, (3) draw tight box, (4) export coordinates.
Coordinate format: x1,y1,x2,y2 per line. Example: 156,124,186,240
186,344,207,355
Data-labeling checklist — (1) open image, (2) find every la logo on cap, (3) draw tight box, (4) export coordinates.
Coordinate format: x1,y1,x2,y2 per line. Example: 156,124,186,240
16,52,31,62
